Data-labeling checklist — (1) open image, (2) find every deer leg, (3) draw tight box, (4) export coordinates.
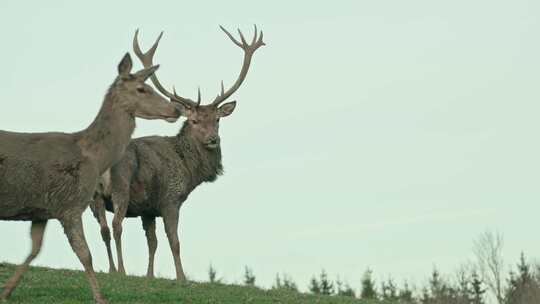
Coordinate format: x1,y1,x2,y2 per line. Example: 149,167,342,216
162,209,186,282
61,216,107,304
1,220,47,300
90,197,116,273
112,199,128,275
141,216,157,278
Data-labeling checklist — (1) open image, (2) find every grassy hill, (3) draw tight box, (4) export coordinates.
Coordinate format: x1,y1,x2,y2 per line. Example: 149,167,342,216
0,263,385,303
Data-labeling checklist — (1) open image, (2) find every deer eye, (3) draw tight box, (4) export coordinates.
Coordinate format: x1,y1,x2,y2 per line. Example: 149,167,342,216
136,87,146,94
191,119,199,125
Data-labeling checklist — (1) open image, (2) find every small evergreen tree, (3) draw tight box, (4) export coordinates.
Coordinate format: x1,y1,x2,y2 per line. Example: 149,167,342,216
470,270,486,304
336,277,343,294
398,281,414,303
360,268,377,299
517,252,532,283
274,273,282,289
208,264,220,283
273,273,298,292
424,267,459,303
335,276,355,297
319,270,334,295
281,274,298,292
429,267,443,299
381,277,398,301
339,283,356,298
505,252,540,304
456,267,472,304
309,276,321,294
243,266,256,286
420,287,431,304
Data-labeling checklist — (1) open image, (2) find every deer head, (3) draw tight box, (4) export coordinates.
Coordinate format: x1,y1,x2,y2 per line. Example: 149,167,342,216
133,26,265,149
115,53,180,122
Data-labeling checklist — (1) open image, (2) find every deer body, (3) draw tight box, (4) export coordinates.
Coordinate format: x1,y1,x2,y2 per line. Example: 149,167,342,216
0,99,135,221
106,132,222,217
92,126,223,279
0,131,99,221
90,26,264,280
104,132,222,217
0,53,180,304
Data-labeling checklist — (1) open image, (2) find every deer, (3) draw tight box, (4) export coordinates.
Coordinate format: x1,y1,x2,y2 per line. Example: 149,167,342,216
89,26,265,281
0,52,181,304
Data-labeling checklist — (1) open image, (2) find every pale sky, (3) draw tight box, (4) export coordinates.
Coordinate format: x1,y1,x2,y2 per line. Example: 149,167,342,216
1,0,539,294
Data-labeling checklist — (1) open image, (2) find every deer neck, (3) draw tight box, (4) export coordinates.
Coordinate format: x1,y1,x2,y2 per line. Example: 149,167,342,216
78,87,136,174
173,124,223,185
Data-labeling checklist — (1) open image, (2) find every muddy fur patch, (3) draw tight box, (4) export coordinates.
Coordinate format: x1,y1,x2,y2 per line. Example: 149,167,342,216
0,155,5,165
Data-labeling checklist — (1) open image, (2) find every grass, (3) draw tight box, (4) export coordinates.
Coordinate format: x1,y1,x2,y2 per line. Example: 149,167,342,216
0,263,385,303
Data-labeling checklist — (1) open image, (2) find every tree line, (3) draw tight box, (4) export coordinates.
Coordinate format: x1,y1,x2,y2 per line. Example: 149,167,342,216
207,231,540,303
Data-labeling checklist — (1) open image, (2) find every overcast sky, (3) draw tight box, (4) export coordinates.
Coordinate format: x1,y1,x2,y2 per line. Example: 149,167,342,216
1,0,539,294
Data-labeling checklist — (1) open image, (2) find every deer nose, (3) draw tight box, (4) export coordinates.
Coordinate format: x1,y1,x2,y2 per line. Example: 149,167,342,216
206,136,220,146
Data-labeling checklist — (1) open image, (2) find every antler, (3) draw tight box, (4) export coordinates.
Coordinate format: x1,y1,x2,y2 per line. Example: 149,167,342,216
211,25,265,106
133,29,200,108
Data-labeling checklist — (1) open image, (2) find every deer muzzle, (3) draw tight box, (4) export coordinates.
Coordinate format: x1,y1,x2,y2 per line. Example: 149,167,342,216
205,136,220,149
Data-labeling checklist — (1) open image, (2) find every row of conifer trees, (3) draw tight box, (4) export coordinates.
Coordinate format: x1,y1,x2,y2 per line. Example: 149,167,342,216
207,231,540,304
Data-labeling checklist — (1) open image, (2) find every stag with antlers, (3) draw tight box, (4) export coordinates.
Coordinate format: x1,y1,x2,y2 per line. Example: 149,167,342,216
90,26,265,280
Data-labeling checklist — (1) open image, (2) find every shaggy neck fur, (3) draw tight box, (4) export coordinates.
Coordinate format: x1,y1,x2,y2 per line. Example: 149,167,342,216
172,123,223,187
77,82,136,174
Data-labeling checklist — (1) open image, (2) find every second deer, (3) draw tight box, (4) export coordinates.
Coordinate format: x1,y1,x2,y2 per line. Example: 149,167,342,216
90,26,265,281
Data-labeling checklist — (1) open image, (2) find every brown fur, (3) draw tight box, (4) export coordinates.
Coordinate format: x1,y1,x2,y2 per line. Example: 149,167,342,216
91,25,264,282
0,53,179,304
90,102,236,280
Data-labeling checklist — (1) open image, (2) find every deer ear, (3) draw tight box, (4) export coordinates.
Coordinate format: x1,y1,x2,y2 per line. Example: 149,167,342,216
134,65,160,82
217,101,236,117
118,53,133,76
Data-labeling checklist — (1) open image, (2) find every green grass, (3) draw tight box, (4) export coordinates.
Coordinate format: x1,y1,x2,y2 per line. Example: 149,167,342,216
0,263,385,303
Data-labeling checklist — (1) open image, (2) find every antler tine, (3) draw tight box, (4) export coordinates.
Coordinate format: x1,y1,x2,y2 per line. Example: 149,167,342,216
173,86,181,100
219,25,242,47
172,86,199,108
133,29,175,100
197,87,201,106
237,28,248,46
134,29,199,108
251,24,258,45
212,25,266,106
257,31,265,47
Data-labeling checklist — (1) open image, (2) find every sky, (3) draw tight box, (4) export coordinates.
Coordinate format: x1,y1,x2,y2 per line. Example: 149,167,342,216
0,0,539,296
